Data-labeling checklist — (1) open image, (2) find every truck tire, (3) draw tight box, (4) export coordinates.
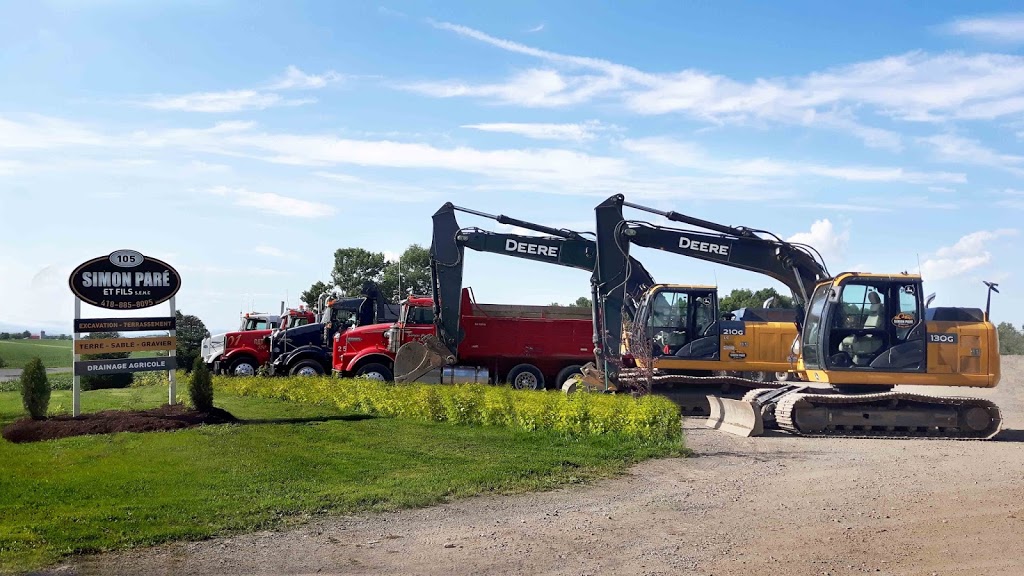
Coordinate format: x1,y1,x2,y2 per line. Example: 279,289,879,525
507,363,544,390
227,356,258,377
355,363,394,382
555,364,584,388
290,359,325,377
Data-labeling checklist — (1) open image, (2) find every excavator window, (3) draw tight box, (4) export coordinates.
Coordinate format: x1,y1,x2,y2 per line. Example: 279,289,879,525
645,289,697,356
800,283,831,368
823,280,926,371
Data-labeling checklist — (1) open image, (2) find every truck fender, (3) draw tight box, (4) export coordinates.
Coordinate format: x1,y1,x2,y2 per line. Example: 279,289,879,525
346,351,394,375
281,346,331,370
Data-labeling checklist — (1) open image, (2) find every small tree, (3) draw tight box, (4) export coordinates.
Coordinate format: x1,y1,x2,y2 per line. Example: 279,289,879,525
189,356,214,412
21,357,50,420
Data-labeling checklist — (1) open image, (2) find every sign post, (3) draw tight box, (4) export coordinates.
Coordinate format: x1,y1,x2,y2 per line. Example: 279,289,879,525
68,250,182,416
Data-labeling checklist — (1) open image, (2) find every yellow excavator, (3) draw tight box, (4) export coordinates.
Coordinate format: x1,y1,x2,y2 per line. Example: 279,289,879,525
578,194,1002,440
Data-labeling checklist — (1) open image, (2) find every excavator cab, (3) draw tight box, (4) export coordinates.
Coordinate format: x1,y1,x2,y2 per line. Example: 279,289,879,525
804,276,926,375
638,286,719,360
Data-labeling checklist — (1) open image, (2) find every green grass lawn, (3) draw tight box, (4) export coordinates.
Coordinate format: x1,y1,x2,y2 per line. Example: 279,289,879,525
0,383,686,573
0,339,162,371
0,340,73,370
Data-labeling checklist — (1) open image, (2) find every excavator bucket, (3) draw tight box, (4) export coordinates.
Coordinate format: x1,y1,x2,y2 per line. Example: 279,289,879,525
705,396,764,437
561,362,618,394
393,335,454,383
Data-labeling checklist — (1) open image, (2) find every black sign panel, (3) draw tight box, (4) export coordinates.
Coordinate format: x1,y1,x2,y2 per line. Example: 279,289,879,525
75,317,177,333
74,356,177,376
69,250,181,310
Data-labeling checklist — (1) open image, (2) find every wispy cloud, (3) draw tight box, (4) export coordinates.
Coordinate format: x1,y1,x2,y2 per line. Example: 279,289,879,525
410,20,1024,149
132,66,341,113
918,133,1024,175
460,120,611,141
254,245,289,258
137,90,314,113
525,23,545,33
941,13,1024,43
206,186,337,218
621,136,965,184
920,228,1018,281
266,65,344,90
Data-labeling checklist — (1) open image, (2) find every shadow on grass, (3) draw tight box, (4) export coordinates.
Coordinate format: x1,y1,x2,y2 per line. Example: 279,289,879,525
239,414,378,425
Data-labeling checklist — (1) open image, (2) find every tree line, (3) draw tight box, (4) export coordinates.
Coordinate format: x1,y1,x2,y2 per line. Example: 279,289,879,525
0,332,73,341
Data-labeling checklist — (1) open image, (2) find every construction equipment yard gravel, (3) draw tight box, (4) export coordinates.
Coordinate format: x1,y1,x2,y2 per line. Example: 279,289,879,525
50,357,1024,576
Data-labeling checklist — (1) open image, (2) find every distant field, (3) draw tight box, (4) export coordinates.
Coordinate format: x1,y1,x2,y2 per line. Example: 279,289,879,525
0,340,160,370
0,340,73,369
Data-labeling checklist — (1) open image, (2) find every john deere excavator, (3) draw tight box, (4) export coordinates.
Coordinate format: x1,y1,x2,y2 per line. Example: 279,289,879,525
574,194,824,413
392,202,656,383
580,193,1002,440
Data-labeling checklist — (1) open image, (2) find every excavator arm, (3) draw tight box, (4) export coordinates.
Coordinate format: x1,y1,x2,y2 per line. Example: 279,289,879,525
393,202,656,383
590,194,831,388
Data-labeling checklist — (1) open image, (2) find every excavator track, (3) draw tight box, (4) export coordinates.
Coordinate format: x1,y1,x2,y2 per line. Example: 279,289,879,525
610,370,792,417
773,391,1002,440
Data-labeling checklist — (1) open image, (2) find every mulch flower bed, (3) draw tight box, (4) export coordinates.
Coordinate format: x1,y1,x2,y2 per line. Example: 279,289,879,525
2,404,238,443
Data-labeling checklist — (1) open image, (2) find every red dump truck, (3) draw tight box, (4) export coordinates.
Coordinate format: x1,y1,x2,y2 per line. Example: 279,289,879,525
332,288,594,389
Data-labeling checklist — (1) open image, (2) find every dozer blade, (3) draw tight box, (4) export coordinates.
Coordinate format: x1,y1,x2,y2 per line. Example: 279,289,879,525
393,335,454,383
705,395,764,437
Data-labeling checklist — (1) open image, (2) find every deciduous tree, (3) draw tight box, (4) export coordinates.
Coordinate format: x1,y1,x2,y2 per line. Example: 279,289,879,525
175,311,210,373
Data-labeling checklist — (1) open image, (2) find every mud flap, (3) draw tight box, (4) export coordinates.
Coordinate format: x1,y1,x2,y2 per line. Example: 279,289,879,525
394,335,454,383
705,395,764,437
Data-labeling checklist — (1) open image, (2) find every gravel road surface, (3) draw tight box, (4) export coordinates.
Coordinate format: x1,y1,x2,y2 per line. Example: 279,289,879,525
43,357,1024,576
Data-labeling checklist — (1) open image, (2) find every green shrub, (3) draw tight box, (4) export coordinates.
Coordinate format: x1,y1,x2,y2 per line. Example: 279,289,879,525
20,357,50,420
217,375,682,444
189,357,214,411
0,354,6,368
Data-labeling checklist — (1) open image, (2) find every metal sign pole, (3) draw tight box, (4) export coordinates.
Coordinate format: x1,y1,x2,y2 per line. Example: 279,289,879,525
73,297,81,417
169,296,176,405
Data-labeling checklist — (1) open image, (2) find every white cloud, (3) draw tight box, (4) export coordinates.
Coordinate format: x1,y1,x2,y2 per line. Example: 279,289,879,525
131,65,342,113
941,14,1024,43
414,20,1024,148
206,186,337,218
621,136,965,184
786,219,849,264
920,228,1018,281
254,245,288,258
918,133,1024,174
460,120,610,141
0,114,107,149
526,23,545,33
137,90,314,113
266,65,344,90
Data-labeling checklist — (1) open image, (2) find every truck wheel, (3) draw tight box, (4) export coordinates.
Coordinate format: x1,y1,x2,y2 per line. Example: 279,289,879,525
555,364,584,388
355,363,394,381
228,357,258,377
290,360,325,377
507,364,544,390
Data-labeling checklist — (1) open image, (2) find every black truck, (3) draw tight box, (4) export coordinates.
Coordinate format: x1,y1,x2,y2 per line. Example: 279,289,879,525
265,281,400,377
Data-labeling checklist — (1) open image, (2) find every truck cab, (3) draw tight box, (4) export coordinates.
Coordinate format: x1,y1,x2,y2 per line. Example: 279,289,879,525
332,295,435,381
267,293,401,377
202,308,315,377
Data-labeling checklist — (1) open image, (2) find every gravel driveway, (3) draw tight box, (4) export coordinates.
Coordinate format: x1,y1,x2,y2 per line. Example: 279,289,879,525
42,357,1024,576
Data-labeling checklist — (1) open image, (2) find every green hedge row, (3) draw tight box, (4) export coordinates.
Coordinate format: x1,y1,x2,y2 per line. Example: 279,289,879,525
217,376,682,443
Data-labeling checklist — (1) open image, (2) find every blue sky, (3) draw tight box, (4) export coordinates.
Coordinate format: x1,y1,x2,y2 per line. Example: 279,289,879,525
2,0,1023,335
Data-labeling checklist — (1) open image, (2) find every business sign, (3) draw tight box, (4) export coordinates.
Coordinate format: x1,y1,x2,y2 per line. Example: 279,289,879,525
70,249,182,416
75,336,177,355
74,316,176,333
74,357,177,376
69,249,181,311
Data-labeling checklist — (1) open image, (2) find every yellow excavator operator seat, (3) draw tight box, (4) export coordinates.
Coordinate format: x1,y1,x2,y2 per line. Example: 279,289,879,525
841,290,885,365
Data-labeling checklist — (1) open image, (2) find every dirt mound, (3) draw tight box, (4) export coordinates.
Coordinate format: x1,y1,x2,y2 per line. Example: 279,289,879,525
2,404,238,443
